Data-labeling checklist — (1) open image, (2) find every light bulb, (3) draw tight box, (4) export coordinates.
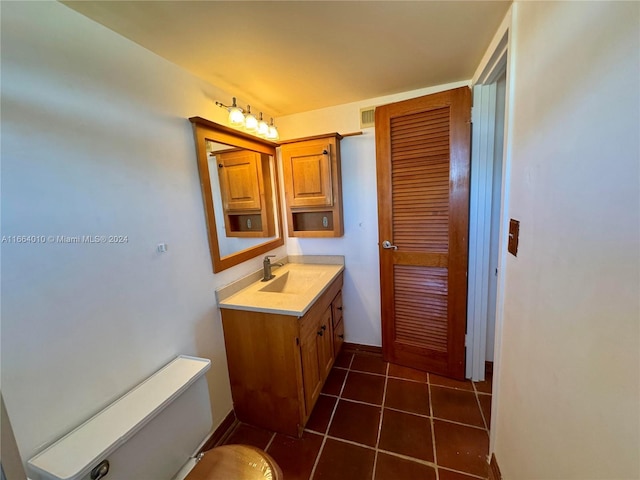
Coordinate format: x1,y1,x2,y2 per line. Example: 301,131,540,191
244,105,258,131
229,107,244,125
267,118,279,140
228,97,244,125
258,113,269,136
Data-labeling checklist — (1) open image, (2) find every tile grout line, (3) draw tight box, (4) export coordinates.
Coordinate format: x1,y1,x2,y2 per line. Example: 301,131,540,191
308,352,354,480
264,432,276,452
377,448,437,469
430,382,477,393
472,376,493,470
323,393,488,431
348,368,482,390
438,465,487,480
323,434,456,473
427,373,440,480
371,361,390,480
308,436,328,480
434,417,487,431
325,434,377,451
472,380,490,432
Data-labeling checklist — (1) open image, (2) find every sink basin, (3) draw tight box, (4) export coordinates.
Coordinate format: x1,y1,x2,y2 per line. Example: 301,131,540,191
259,270,324,294
217,260,344,316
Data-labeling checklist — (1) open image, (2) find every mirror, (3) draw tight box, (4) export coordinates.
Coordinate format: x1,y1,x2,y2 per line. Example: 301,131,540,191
190,117,283,273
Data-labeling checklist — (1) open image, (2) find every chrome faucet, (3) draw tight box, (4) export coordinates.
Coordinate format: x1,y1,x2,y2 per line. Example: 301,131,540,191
262,255,283,281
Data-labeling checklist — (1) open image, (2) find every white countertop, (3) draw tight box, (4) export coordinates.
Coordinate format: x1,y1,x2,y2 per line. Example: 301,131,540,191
217,261,344,316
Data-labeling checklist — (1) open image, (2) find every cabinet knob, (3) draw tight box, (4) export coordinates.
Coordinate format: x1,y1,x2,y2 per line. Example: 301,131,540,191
321,325,327,331
322,149,328,155
337,306,343,311
338,334,344,339
317,329,324,337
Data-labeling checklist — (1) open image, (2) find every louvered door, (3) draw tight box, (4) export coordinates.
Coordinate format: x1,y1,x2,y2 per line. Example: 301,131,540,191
375,87,471,380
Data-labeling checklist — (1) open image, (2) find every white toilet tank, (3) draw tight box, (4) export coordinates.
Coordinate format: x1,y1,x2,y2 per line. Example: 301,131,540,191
27,356,213,480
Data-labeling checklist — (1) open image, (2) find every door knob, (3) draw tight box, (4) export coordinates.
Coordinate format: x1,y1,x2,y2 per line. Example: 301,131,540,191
382,240,398,250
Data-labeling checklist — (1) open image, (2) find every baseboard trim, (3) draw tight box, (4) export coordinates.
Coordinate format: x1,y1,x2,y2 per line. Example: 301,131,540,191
485,361,494,375
200,410,237,452
343,342,382,356
488,453,502,480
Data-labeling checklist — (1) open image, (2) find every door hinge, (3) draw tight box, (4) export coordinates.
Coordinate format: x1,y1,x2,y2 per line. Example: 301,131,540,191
471,106,476,124
296,337,299,346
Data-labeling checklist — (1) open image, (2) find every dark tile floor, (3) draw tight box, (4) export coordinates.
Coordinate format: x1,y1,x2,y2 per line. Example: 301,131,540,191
223,351,493,480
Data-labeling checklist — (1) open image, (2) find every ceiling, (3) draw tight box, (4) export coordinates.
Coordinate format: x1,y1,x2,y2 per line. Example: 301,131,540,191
61,1,511,117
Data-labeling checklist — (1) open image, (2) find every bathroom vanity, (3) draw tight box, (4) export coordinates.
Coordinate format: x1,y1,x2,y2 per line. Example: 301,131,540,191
217,258,344,437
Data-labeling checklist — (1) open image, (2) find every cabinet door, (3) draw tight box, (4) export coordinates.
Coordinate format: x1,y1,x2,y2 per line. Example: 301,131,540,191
334,319,344,358
331,291,344,360
331,291,343,328
217,150,262,211
317,306,334,380
282,142,333,207
300,326,322,417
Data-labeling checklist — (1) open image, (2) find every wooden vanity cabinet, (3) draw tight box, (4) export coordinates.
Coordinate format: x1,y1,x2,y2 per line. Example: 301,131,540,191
215,149,275,237
220,272,343,438
280,134,344,237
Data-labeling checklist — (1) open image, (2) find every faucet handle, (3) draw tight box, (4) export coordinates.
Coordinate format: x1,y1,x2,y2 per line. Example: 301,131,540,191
264,255,276,263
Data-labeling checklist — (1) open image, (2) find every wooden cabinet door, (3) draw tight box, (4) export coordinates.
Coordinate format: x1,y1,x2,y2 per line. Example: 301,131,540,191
333,319,344,358
217,149,262,211
300,325,322,417
282,142,333,207
375,86,471,380
331,291,343,328
317,306,334,380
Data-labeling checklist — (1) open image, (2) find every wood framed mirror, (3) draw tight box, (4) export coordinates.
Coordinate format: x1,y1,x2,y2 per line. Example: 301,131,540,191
190,117,283,273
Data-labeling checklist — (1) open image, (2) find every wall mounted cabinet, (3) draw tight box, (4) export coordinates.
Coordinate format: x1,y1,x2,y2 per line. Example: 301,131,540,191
280,134,344,237
214,148,275,237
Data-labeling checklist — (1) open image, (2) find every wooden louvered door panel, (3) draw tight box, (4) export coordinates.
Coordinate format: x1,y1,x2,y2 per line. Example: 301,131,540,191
375,87,471,380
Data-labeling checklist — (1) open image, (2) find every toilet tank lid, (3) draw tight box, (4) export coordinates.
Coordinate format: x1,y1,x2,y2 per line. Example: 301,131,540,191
27,355,211,480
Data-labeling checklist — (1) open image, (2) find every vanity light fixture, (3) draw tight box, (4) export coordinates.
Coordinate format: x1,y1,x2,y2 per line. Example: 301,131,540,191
215,97,279,140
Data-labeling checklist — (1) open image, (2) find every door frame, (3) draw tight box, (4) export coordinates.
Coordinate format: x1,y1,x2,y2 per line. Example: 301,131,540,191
469,5,513,453
466,81,499,382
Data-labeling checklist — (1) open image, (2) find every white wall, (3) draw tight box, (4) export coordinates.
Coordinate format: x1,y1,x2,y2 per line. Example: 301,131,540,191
1,1,285,466
494,2,640,478
276,81,469,347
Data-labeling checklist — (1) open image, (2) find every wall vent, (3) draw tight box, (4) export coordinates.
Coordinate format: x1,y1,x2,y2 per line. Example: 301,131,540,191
360,106,376,128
